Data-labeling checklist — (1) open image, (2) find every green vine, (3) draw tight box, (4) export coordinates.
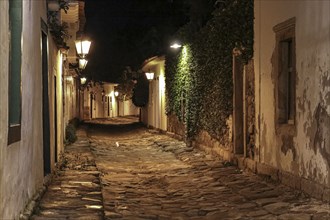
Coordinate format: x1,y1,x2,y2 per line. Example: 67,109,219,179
47,0,70,48
165,0,254,142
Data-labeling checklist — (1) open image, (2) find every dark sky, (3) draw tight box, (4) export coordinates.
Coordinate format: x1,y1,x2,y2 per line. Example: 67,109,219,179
84,0,189,83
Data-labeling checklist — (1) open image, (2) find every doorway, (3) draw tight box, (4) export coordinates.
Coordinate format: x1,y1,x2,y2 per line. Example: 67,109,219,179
233,54,244,155
90,93,93,119
42,30,51,175
54,76,58,163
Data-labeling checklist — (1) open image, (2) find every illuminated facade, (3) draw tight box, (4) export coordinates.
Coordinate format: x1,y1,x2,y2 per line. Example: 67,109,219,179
0,0,87,218
253,0,330,198
141,56,167,131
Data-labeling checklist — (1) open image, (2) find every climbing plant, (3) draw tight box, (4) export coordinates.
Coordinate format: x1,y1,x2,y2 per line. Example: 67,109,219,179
165,0,254,142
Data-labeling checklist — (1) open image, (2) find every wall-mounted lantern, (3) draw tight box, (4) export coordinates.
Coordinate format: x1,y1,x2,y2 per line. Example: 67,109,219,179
145,72,154,81
80,77,87,85
170,42,182,49
114,91,119,97
79,58,88,69
75,39,91,58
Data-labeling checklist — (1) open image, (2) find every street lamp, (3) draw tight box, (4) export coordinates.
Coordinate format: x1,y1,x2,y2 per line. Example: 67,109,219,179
170,42,182,49
145,71,154,81
75,39,91,58
79,58,88,69
80,77,87,85
114,91,119,116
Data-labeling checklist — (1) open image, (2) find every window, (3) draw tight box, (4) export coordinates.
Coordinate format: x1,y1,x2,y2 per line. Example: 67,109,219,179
273,17,296,125
8,0,22,145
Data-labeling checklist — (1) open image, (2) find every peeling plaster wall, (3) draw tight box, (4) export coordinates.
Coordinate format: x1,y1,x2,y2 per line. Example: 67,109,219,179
254,0,330,187
0,0,49,219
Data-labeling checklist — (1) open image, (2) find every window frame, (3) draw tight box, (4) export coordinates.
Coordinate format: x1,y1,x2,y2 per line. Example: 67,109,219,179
273,17,296,127
8,0,23,145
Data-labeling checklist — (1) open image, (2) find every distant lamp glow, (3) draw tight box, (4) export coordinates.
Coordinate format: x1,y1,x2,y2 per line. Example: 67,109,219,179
65,76,73,83
114,91,119,97
75,39,91,58
170,43,182,49
145,72,154,81
79,58,88,69
80,77,87,85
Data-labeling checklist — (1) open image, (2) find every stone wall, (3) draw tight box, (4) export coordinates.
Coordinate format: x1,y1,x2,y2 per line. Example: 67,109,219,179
166,114,185,140
193,116,234,161
167,112,235,161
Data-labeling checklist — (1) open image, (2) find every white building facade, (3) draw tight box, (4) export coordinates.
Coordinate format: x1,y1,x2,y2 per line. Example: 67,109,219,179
253,0,330,199
141,56,167,131
0,0,86,218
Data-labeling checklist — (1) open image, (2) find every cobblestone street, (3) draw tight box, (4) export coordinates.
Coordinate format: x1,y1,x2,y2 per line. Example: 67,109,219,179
32,117,330,220
87,118,330,220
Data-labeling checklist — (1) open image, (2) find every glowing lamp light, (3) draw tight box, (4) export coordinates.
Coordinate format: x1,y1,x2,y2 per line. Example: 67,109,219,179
170,43,182,49
79,58,88,69
75,39,91,58
80,77,87,85
114,91,119,97
145,72,154,81
65,76,73,82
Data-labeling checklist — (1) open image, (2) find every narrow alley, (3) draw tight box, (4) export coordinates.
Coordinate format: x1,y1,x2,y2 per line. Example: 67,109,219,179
31,117,330,220
1,1,330,219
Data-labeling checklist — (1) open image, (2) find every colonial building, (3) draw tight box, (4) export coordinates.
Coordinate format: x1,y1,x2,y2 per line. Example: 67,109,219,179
80,81,117,119
0,0,86,218
252,0,330,200
141,56,167,131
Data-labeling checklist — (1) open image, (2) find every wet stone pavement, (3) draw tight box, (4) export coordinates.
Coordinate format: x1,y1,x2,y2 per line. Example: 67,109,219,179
32,117,330,220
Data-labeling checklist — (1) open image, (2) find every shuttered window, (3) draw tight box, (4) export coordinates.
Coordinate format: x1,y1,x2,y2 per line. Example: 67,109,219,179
8,0,22,145
274,18,296,125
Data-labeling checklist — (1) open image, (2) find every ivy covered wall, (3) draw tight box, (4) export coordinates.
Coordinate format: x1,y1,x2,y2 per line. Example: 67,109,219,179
165,0,254,144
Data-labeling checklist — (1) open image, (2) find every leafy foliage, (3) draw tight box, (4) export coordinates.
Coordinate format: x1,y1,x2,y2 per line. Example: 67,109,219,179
165,0,253,142
132,73,149,107
65,118,80,144
65,124,77,144
47,1,70,48
115,66,138,101
59,0,70,13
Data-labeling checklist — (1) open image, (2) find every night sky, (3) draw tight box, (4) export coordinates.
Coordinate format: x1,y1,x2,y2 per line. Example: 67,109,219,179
84,0,189,83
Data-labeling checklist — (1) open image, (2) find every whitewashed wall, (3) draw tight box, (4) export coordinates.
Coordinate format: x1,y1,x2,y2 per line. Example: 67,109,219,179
0,0,49,218
254,0,330,187
141,56,167,131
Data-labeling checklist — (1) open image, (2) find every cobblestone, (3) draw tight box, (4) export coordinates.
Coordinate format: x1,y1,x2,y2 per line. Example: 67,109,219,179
31,128,104,220
87,118,330,220
32,118,330,219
